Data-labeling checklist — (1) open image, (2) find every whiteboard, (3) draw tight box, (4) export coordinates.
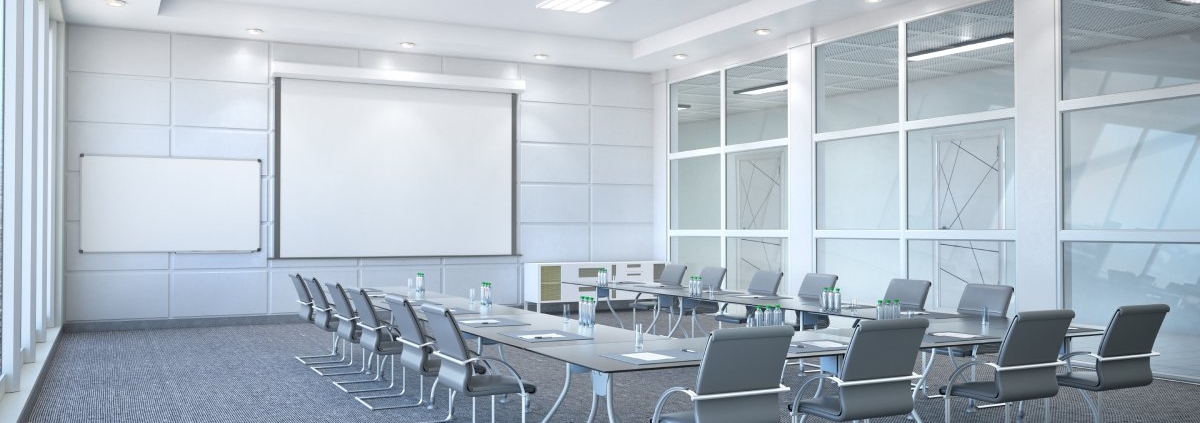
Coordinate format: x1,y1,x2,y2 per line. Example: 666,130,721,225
80,155,261,252
277,78,514,258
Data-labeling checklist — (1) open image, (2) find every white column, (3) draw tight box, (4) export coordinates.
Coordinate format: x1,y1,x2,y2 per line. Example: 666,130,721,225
3,0,27,391
787,30,814,295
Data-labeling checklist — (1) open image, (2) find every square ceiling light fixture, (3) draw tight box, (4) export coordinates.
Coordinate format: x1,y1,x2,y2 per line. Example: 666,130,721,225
536,0,613,13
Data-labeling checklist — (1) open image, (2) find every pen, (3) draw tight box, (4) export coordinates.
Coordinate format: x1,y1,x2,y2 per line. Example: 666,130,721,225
682,349,697,353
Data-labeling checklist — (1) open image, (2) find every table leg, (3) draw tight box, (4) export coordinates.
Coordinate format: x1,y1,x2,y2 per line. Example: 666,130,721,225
540,363,588,423
590,370,623,423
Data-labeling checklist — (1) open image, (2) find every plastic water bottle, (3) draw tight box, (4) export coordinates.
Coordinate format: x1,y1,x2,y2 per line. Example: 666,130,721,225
773,305,784,326
982,305,990,329
820,288,828,310
754,306,765,327
876,300,885,320
480,282,491,306
890,300,899,319
833,289,842,313
599,269,608,287
415,272,426,294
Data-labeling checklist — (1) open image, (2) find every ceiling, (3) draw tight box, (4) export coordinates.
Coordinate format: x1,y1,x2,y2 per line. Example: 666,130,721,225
61,0,920,73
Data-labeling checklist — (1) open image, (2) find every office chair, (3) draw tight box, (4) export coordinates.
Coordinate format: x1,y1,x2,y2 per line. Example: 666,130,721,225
297,277,346,366
789,273,838,331
883,278,932,310
313,282,370,377
336,288,407,404
673,266,727,337
714,270,784,328
632,264,687,335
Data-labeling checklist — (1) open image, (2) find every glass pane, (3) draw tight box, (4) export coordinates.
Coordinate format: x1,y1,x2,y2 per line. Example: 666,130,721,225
1065,242,1200,379
726,56,787,144
909,120,1015,230
670,155,721,230
727,147,786,230
1063,0,1200,99
671,73,720,152
816,239,899,303
909,240,1015,310
907,0,1013,120
1063,96,1200,230
670,237,721,281
816,27,899,133
816,133,900,229
727,237,785,292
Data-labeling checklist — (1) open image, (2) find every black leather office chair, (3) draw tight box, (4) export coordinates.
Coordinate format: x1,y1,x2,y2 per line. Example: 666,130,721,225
422,304,536,423
1057,304,1169,423
652,325,794,423
790,318,929,422
941,309,1075,423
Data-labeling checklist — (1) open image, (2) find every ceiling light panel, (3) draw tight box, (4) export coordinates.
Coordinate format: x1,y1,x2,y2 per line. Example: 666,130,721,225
908,33,1013,61
536,0,613,14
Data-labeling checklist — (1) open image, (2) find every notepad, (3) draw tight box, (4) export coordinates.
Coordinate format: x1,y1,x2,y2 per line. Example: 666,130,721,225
931,332,980,339
460,319,501,325
518,333,565,340
622,352,675,361
806,341,846,348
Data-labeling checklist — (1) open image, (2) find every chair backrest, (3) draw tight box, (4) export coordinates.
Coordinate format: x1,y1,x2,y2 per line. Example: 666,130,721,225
385,296,439,375
1094,304,1170,390
883,278,932,310
796,273,837,299
325,282,361,341
698,267,727,291
422,304,474,393
658,264,687,287
746,270,784,295
349,289,386,352
994,309,1075,402
305,277,335,330
290,274,313,321
692,326,793,423
837,318,929,420
956,284,1014,317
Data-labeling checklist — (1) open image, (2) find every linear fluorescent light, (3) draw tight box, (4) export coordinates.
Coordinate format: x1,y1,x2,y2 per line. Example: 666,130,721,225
536,0,613,13
908,33,1014,62
1167,0,1200,5
677,104,692,110
733,81,788,95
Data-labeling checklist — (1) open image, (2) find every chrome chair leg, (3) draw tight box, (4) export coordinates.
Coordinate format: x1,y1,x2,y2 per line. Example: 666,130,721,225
314,346,368,376
296,332,341,363
358,373,429,410
334,354,388,392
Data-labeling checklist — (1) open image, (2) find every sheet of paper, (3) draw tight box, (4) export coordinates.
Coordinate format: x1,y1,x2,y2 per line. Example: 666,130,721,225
623,352,675,361
460,319,501,324
931,332,980,339
806,341,845,348
519,333,565,340
734,294,762,298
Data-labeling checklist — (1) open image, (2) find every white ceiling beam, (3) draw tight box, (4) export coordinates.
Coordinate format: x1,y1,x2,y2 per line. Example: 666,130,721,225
632,0,821,58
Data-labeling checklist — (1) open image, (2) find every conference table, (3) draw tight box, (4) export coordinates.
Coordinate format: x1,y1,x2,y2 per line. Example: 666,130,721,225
368,286,1104,423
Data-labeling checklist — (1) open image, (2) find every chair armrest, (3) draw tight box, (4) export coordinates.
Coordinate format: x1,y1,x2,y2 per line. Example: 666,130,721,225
792,376,841,412
398,337,436,349
334,314,360,322
1060,350,1094,372
984,361,1065,372
825,373,922,387
651,387,691,423
943,360,997,398
357,323,391,331
296,300,313,306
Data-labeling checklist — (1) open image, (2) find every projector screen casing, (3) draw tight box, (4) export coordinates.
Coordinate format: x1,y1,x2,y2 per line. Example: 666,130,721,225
276,78,515,258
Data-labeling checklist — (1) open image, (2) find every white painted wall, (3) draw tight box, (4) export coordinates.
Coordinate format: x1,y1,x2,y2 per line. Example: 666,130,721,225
62,25,657,322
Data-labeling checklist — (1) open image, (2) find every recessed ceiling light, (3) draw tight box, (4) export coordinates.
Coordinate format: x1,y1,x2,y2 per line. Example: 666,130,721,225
536,0,614,14
754,29,772,36
245,28,265,35
1167,0,1199,5
105,0,127,7
533,53,550,60
399,42,416,49
673,53,688,60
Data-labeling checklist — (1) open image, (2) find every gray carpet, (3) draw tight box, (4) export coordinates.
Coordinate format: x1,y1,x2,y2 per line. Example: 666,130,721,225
28,310,1200,422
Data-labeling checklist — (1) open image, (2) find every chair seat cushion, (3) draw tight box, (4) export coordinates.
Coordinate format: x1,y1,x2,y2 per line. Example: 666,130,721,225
656,411,694,423
374,341,405,355
940,381,1000,401
713,314,747,324
794,396,844,421
1056,371,1101,390
465,374,536,396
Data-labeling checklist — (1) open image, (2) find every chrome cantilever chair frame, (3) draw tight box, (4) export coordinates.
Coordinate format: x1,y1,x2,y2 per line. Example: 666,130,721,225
653,384,791,423
791,374,925,423
312,283,370,377
299,277,350,366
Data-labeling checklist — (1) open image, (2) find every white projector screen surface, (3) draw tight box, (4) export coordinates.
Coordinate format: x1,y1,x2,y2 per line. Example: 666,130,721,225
278,78,514,258
80,156,261,252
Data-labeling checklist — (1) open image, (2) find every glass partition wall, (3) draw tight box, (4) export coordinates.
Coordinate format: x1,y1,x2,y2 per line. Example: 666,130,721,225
813,0,1016,310
670,56,788,291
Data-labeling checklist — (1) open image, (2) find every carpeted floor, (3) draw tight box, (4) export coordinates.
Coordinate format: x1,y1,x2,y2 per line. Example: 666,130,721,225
27,310,1200,422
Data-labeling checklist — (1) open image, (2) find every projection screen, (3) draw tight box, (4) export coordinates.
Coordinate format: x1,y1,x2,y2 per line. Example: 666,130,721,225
276,78,515,258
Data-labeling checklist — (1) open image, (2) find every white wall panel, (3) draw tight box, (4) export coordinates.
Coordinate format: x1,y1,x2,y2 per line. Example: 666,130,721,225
172,34,268,83
172,226,270,269
360,267,441,290
519,224,590,262
444,57,520,80
591,107,652,146
519,64,589,105
65,273,170,321
591,224,655,261
67,26,169,77
519,143,590,183
590,70,652,108
173,80,269,129
358,50,442,73
65,122,171,171
592,185,653,223
171,271,268,317
172,127,269,172
444,266,520,304
520,102,589,144
270,258,360,268
66,73,170,125
270,43,358,67
269,269,360,314
592,146,653,184
521,184,590,223
64,222,169,271
65,172,80,221
359,257,443,266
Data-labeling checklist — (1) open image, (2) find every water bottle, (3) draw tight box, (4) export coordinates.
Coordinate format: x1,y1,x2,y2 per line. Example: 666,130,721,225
981,305,990,329
415,272,426,294
820,288,828,310
599,269,608,287
876,300,885,320
479,282,490,306
890,300,899,319
754,306,765,328
579,296,586,326
833,289,842,313
773,305,784,326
